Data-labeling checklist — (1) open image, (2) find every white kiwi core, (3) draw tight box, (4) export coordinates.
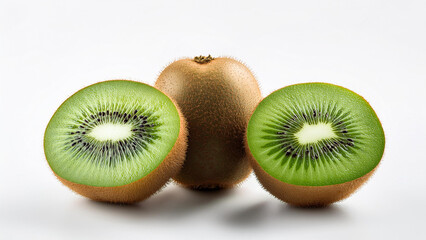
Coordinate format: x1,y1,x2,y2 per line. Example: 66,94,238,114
88,123,132,141
295,122,337,145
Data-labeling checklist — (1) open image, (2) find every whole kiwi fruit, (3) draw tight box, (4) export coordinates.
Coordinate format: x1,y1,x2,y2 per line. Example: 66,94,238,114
44,80,187,203
245,83,385,207
155,55,262,189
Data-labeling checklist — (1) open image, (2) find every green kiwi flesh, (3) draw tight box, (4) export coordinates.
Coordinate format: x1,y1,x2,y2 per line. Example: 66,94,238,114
246,83,385,205
44,80,186,202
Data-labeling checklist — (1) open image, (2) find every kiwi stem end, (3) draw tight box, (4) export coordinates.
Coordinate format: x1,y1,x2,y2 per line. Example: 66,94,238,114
194,55,214,64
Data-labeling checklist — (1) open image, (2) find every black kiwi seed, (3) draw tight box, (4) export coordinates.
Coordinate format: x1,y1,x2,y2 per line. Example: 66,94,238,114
64,108,162,167
259,104,362,161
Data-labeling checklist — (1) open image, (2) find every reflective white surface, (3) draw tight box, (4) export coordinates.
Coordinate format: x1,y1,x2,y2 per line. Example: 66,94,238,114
1,0,425,239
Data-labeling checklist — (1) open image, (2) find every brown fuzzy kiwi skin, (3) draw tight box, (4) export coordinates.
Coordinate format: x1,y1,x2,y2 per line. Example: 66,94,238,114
250,154,377,207
155,57,262,190
244,121,379,208
45,84,188,204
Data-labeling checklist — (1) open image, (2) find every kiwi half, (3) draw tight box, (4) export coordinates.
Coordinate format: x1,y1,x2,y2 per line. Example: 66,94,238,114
44,80,187,203
246,83,385,207
155,55,262,190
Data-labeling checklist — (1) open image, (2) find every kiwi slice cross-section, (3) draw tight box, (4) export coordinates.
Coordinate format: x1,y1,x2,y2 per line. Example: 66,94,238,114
246,83,385,207
44,80,187,203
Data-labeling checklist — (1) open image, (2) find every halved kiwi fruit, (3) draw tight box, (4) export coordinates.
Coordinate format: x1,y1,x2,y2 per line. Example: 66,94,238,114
246,83,385,207
44,80,187,203
155,55,262,189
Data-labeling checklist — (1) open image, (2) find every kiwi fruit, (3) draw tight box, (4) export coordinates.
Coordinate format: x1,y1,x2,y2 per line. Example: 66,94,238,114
155,55,262,189
245,83,385,207
44,80,187,203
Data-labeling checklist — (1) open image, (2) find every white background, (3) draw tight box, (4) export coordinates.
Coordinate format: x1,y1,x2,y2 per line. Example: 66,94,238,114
1,0,425,239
